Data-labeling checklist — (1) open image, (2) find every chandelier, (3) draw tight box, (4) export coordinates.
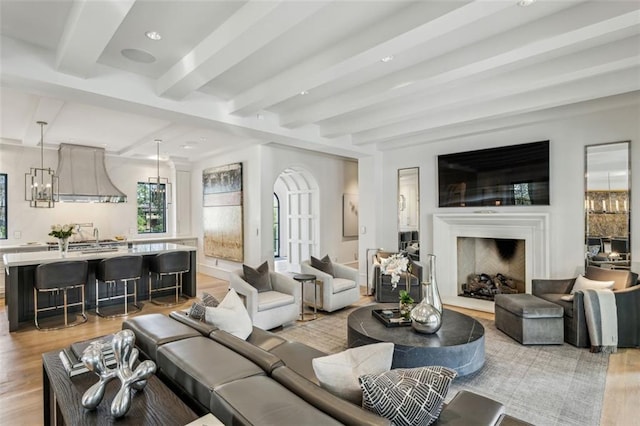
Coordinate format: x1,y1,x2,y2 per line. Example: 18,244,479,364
25,121,58,208
148,139,172,205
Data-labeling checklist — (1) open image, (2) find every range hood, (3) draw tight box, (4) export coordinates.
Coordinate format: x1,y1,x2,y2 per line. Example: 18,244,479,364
56,144,127,203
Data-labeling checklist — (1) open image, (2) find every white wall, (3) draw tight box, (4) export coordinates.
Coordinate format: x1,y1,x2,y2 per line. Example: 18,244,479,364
192,144,359,279
358,104,640,279
0,144,180,245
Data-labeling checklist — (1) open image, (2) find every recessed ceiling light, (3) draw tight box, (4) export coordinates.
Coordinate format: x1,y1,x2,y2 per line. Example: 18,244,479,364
121,48,156,63
181,144,195,150
517,0,535,6
145,31,162,41
392,81,414,90
381,55,394,63
300,90,309,96
256,113,264,120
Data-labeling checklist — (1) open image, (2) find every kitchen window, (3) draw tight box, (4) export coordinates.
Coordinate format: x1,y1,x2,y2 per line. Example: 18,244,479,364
0,174,6,239
137,182,166,233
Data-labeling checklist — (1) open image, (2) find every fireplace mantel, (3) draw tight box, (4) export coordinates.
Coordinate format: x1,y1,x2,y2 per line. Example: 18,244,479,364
433,212,550,312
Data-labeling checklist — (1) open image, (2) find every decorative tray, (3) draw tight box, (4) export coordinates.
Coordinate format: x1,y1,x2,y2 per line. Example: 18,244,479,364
372,308,412,327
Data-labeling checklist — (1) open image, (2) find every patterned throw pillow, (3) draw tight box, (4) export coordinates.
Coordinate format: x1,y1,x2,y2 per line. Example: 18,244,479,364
359,366,457,426
310,255,334,277
243,261,272,292
188,292,220,321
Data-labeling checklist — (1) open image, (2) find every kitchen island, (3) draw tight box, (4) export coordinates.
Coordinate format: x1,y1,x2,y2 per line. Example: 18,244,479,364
3,243,197,332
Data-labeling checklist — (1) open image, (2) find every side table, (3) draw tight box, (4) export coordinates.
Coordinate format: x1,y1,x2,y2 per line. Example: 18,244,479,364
293,274,318,321
42,349,199,425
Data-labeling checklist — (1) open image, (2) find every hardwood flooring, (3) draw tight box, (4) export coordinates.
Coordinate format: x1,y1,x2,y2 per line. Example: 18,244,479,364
0,274,637,425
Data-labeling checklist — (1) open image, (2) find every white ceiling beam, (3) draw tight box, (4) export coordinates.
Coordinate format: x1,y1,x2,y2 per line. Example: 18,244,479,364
375,92,640,151
21,97,65,146
228,0,514,116
156,0,328,100
352,68,640,145
279,3,640,128
320,36,640,137
55,0,135,78
1,36,368,159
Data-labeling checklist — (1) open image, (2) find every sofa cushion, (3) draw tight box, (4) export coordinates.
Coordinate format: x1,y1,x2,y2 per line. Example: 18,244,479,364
212,375,343,426
434,390,505,425
205,289,253,340
209,329,284,373
188,292,220,320
122,313,201,361
360,366,457,426
494,294,564,318
536,293,574,318
243,261,272,292
157,336,265,410
311,255,334,277
332,277,357,294
571,274,615,296
312,342,394,405
257,290,295,312
246,327,287,351
270,341,327,384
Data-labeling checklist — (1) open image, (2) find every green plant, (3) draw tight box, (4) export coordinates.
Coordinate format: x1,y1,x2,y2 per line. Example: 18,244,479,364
398,290,414,305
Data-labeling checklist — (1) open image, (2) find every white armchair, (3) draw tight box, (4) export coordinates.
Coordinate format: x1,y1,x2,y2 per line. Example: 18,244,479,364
301,259,360,312
229,269,300,330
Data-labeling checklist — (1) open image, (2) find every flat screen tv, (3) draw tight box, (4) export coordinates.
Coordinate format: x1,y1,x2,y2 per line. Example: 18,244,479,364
438,141,549,207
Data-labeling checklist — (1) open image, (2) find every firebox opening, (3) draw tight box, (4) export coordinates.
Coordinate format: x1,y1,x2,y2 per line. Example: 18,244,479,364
457,237,525,301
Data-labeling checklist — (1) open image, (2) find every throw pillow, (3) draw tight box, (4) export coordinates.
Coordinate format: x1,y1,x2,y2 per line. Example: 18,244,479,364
359,366,457,426
204,289,253,340
188,292,220,321
571,275,615,294
312,342,394,405
310,255,335,277
243,261,272,292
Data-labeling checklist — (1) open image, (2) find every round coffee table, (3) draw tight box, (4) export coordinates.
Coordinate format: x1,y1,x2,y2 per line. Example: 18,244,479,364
347,304,485,376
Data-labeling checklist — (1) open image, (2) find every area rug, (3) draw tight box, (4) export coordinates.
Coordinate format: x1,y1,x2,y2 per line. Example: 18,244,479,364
273,307,609,426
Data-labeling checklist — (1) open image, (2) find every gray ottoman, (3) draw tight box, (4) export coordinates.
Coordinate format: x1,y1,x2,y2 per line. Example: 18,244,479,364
494,294,564,345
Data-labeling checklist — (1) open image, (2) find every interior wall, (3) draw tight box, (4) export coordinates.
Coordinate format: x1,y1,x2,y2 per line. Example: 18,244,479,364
360,104,640,279
0,144,177,245
192,144,358,279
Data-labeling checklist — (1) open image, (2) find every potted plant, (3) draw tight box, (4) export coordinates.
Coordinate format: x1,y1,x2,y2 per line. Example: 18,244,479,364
398,290,414,319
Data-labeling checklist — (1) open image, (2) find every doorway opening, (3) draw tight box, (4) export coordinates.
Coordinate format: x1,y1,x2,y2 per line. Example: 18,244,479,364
273,166,319,273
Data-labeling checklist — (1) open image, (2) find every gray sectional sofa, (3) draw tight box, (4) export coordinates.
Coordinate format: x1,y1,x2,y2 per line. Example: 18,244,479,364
123,312,530,425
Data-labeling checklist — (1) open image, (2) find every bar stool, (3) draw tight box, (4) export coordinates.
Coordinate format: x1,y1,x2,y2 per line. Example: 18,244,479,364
96,255,143,318
34,260,88,330
148,251,190,306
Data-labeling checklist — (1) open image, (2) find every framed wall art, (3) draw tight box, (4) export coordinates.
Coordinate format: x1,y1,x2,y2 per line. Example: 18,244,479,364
203,163,243,262
343,193,358,238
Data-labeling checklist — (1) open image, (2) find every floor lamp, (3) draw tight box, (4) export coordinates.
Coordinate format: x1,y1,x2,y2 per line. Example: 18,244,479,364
366,248,383,296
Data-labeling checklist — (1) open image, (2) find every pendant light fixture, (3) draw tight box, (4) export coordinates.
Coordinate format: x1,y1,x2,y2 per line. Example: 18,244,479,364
148,139,172,205
25,121,58,208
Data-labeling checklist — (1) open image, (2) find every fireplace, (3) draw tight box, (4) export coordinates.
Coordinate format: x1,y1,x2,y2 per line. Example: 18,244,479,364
457,237,525,301
433,213,550,312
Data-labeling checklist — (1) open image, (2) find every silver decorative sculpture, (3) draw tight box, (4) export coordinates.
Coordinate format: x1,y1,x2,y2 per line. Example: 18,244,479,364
81,329,156,418
411,254,443,334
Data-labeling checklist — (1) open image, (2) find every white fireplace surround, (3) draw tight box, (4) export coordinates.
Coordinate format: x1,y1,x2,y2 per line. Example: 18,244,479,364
433,213,550,313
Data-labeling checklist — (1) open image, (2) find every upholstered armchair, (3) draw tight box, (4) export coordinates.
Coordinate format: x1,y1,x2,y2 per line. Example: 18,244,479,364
300,259,360,312
229,268,300,330
532,266,639,348
372,252,423,303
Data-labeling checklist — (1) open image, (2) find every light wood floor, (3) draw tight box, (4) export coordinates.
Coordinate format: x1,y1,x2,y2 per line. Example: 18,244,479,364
0,274,637,425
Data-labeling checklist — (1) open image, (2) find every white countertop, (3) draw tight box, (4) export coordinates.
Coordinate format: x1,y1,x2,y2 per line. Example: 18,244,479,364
0,236,197,252
3,243,196,267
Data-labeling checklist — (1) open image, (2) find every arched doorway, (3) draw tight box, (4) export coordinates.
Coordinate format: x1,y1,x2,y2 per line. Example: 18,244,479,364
273,166,319,273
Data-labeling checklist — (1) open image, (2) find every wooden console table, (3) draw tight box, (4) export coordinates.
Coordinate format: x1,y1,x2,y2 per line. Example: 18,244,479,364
42,349,198,425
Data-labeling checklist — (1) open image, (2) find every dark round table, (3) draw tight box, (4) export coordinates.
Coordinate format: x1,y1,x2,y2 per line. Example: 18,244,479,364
347,304,485,376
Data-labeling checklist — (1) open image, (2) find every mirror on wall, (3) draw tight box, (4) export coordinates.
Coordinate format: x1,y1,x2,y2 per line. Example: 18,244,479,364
398,167,420,260
585,141,630,269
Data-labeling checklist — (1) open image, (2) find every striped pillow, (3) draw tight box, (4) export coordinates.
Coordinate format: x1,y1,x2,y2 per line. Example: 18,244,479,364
188,292,220,321
359,366,456,426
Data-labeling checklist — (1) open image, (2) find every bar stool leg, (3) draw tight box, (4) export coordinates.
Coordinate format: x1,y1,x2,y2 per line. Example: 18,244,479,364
63,289,68,327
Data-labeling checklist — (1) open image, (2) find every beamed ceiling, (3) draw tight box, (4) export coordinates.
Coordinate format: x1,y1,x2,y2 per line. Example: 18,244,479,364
1,0,639,162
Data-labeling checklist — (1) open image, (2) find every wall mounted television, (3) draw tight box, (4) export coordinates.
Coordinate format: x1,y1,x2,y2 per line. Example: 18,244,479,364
438,141,549,207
